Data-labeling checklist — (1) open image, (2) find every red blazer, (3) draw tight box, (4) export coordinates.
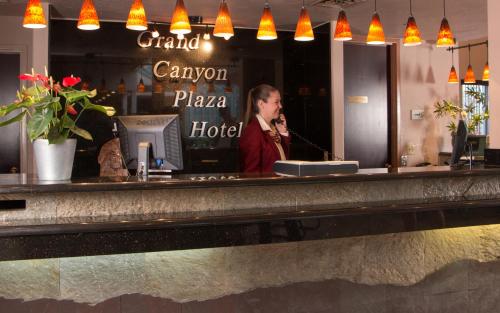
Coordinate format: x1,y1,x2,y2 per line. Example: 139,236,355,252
239,117,291,173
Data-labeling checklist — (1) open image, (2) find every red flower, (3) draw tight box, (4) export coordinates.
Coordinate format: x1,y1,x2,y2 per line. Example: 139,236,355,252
66,105,78,116
62,76,82,87
19,74,37,82
36,74,49,83
53,83,62,94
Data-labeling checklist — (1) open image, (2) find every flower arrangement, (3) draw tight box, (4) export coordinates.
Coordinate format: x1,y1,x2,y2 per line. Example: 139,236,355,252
0,69,115,144
434,88,489,134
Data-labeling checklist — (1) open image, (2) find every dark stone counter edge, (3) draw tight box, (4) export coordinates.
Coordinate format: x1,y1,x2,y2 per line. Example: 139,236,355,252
0,197,499,261
1,196,499,237
1,167,500,195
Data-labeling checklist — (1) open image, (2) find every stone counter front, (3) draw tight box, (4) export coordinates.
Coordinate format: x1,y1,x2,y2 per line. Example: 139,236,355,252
0,168,499,312
0,224,499,312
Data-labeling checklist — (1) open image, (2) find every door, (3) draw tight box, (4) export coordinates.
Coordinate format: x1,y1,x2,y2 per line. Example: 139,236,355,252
344,43,389,168
0,53,21,173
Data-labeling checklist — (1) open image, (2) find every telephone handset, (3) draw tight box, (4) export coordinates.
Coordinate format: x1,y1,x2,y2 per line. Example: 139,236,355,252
272,109,344,161
272,109,285,125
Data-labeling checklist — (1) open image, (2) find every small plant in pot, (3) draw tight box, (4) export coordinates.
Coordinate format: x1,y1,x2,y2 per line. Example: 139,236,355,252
433,88,489,135
0,69,115,180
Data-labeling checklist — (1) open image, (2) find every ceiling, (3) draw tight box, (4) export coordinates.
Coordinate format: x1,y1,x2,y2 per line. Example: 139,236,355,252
0,0,488,41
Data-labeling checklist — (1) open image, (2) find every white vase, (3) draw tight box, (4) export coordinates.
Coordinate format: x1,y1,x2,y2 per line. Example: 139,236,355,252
33,139,77,181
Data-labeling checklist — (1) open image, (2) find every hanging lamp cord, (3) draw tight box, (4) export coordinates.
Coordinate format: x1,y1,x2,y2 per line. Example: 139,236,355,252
443,0,446,17
410,0,413,16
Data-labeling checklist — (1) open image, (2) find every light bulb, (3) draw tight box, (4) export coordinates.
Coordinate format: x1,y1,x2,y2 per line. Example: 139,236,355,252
203,32,211,41
202,41,213,53
177,33,185,40
152,29,160,38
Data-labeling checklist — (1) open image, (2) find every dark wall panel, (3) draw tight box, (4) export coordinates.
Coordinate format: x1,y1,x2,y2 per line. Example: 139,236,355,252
0,53,20,173
344,43,389,168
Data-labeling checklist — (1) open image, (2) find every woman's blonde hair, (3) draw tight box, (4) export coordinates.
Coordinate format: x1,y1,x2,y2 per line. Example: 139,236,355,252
243,84,278,126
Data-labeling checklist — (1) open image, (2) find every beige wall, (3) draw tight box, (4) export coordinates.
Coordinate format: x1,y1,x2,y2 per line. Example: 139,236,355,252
399,42,460,166
488,0,500,147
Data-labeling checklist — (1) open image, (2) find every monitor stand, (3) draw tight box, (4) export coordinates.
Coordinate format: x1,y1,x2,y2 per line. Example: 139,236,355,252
137,142,173,178
137,142,151,177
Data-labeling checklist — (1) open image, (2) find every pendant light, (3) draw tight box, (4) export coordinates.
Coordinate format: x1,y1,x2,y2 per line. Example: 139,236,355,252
117,78,126,94
333,10,352,41
170,0,191,35
448,49,458,84
126,0,148,31
403,0,422,46
367,0,385,45
436,0,454,47
464,45,476,84
203,25,211,40
23,0,47,29
257,1,278,40
137,64,146,92
77,0,100,30
294,0,314,41
151,23,160,38
483,42,489,81
214,0,234,40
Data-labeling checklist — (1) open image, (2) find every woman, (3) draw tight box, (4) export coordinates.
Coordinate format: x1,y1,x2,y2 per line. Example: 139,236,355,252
239,84,291,173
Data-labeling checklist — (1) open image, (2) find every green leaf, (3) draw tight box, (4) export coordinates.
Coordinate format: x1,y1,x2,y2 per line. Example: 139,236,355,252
61,115,76,128
22,85,45,97
88,89,97,98
83,98,116,116
69,126,93,141
0,111,26,127
47,127,69,144
27,108,53,140
61,90,90,103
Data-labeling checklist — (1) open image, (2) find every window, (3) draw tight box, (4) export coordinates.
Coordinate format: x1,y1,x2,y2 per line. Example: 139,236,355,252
461,81,489,135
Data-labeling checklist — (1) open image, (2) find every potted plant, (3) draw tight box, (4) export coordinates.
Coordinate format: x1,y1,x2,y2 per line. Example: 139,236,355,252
0,69,115,180
434,88,489,135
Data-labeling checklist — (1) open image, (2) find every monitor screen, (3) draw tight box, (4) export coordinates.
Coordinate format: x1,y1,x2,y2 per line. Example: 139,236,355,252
450,119,468,166
116,115,183,171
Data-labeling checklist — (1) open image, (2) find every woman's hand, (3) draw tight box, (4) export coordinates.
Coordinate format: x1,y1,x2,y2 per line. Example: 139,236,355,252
275,114,288,134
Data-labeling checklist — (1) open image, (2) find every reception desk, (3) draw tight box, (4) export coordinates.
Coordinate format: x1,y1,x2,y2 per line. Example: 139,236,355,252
0,167,499,312
1,166,500,260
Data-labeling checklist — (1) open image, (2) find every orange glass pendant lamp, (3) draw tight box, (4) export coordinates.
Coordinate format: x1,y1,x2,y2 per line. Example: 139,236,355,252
448,49,458,84
436,0,454,47
126,0,148,31
448,66,459,84
403,0,422,46
214,0,234,40
294,1,314,41
367,0,385,45
78,0,100,30
483,42,490,81
464,45,476,84
483,62,490,81
170,0,191,35
23,0,47,29
464,65,476,84
137,78,146,92
257,1,278,40
333,10,352,41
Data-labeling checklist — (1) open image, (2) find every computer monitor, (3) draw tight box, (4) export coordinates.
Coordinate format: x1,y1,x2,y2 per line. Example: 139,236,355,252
466,135,487,157
116,115,183,171
450,119,468,166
